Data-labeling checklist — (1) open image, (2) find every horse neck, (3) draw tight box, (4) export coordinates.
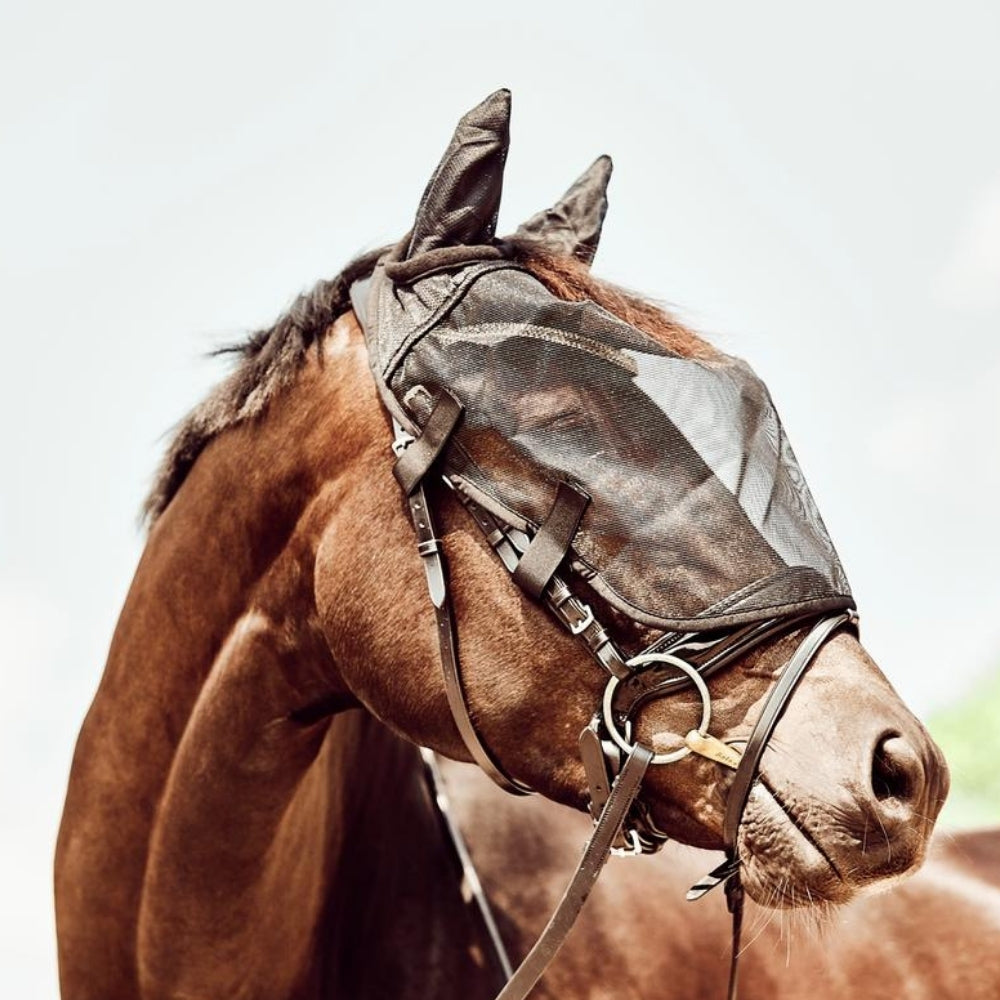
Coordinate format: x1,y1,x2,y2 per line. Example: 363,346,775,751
59,314,499,998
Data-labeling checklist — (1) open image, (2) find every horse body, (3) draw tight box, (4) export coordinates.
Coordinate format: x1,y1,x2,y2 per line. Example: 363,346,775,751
55,324,386,998
57,314,552,999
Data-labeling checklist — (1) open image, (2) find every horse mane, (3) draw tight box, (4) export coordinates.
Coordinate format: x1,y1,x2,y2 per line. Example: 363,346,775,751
143,243,713,525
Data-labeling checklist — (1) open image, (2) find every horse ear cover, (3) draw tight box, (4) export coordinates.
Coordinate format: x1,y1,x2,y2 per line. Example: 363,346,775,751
515,155,613,265
405,89,512,260
402,89,611,270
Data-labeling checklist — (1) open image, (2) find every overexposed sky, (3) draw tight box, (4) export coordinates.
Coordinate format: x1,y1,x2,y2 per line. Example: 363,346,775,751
2,2,999,994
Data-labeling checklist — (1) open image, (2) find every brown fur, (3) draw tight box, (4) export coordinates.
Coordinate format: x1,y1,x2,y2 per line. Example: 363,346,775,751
142,246,386,524
57,307,949,999
449,769,1000,1000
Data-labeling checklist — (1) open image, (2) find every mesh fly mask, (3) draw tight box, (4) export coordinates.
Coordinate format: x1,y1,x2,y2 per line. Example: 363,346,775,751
351,90,857,1000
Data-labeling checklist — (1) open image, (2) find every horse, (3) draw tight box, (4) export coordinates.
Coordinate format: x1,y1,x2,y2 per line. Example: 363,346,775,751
55,90,949,999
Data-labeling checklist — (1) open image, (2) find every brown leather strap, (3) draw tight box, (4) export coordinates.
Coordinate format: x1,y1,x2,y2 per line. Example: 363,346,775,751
496,744,654,1000
457,493,630,680
615,613,824,717
512,482,589,599
546,577,631,680
723,612,852,851
718,611,853,1000
393,393,463,495
405,481,531,796
725,877,745,1000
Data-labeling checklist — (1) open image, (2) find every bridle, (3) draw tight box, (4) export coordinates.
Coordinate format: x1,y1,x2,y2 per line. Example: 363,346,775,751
389,390,858,1000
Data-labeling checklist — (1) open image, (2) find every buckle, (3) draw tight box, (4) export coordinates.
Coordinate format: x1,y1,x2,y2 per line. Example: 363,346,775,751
391,430,415,457
569,603,595,635
610,827,644,858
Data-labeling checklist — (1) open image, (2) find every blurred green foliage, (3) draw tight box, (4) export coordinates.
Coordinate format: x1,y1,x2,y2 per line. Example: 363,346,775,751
928,668,1000,828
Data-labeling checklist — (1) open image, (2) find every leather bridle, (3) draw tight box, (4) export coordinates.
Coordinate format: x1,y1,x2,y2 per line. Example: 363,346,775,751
391,392,857,1000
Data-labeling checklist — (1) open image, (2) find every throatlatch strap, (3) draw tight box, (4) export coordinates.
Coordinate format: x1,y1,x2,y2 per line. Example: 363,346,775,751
496,744,654,1000
512,482,590,599
393,392,463,495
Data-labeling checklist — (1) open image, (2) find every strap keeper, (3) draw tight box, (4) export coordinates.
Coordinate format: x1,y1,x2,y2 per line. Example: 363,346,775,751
417,539,442,558
596,641,631,680
485,527,506,549
512,482,590,600
548,578,574,610
393,392,463,495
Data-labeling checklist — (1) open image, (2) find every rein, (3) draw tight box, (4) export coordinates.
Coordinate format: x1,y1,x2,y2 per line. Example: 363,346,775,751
390,393,856,1000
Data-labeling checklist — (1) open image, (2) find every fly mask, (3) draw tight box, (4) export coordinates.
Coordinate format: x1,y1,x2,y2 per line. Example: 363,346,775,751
350,90,857,1000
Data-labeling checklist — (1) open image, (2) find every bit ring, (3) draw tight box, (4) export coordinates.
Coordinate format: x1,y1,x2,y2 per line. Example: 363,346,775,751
602,653,712,765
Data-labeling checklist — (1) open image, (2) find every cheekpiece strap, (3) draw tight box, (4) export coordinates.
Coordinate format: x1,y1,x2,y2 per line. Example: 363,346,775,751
512,482,590,599
456,493,629,680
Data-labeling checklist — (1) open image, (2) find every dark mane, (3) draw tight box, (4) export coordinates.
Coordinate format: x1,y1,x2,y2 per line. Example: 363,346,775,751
142,247,385,524
143,244,712,525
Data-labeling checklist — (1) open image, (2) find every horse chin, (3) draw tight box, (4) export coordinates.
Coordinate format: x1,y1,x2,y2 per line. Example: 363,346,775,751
737,782,924,909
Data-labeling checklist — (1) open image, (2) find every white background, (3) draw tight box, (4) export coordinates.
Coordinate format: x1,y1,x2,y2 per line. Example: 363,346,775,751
2,2,998,994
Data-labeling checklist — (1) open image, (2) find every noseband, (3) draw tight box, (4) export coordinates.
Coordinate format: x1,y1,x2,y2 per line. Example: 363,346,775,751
390,393,857,1000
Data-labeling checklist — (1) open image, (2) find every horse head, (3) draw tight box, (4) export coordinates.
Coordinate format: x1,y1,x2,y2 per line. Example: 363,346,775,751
56,88,951,1000
317,89,948,913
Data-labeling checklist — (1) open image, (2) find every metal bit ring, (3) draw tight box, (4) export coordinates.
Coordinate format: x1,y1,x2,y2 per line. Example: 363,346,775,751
602,653,712,765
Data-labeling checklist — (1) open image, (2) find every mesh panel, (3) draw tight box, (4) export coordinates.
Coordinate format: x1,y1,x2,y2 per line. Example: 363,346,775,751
361,259,852,631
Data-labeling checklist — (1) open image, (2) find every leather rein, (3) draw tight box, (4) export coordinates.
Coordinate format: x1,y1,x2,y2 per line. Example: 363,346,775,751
391,392,856,1000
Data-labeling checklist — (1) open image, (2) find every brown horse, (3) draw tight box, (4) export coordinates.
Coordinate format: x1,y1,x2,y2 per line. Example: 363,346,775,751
56,93,950,999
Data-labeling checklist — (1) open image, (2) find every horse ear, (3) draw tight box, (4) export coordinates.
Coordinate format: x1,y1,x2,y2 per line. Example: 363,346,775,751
404,89,512,260
514,155,613,265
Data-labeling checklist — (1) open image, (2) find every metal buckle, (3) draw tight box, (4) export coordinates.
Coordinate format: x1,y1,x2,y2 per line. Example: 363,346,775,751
610,827,644,858
390,417,416,456
569,602,595,635
391,431,415,457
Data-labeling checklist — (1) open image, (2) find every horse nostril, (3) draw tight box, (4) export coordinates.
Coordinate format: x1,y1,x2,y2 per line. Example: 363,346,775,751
871,733,921,804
